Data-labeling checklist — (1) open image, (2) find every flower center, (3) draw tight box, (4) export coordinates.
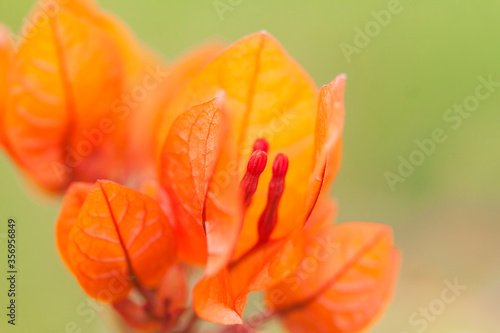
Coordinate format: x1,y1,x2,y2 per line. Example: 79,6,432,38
240,138,289,245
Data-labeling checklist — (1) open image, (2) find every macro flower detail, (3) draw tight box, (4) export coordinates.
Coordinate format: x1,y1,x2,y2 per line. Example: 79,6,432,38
1,1,400,332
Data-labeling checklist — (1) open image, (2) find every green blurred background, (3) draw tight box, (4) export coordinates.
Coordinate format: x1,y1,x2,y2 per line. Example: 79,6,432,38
1,0,499,332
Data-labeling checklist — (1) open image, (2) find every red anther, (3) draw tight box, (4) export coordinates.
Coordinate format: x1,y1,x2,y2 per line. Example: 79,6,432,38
247,150,267,175
257,153,289,244
240,150,268,210
252,138,269,154
272,153,289,177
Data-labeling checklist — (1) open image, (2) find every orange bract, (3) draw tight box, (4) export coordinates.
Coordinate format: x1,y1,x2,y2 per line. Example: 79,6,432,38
4,2,124,192
193,269,247,326
302,76,346,224
1,0,163,193
59,0,160,85
229,229,304,294
159,96,242,274
267,222,400,333
160,99,221,264
64,180,176,302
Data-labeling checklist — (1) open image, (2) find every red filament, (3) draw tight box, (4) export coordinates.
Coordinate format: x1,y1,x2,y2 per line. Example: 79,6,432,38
257,153,289,244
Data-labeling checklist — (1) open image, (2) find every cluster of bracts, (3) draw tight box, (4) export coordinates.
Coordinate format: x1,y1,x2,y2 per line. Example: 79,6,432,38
0,1,399,332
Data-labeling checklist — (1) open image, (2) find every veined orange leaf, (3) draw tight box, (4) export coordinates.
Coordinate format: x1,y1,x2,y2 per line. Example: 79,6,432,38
66,180,176,302
4,3,126,192
160,95,242,275
159,98,224,265
60,0,171,184
267,222,400,333
193,268,247,326
53,0,160,85
229,229,304,295
303,75,345,225
3,0,165,193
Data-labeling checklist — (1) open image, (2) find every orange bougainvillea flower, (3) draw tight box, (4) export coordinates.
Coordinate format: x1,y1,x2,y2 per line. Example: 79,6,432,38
52,31,398,332
157,32,322,259
150,31,399,330
153,31,344,324
2,6,401,328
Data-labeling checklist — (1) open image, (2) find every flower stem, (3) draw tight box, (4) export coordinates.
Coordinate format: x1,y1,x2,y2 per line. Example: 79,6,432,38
178,311,199,333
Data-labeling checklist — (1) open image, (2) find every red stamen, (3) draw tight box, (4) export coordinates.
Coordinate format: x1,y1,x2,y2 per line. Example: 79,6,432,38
257,153,289,244
253,138,269,154
240,150,268,210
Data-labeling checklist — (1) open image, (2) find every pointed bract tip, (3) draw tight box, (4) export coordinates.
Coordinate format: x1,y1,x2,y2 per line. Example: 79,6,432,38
214,90,227,107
